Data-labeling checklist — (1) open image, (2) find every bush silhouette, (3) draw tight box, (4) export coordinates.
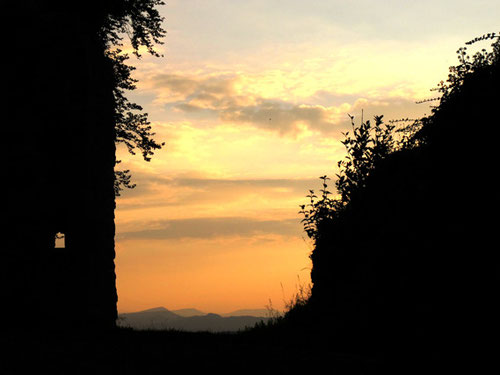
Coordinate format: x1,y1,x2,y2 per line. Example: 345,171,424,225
300,33,500,366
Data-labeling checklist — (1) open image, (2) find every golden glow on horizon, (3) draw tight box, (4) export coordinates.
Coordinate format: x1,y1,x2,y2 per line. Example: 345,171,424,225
113,1,498,314
116,235,311,314
114,45,442,313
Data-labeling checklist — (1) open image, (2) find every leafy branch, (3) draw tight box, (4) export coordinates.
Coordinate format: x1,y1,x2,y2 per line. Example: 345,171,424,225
98,1,167,196
300,114,415,241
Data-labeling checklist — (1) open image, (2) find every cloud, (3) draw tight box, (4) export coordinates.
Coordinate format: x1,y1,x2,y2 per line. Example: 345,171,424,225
152,74,200,95
147,71,429,137
117,216,302,240
152,73,240,103
116,175,323,210
218,99,340,135
150,73,344,135
172,177,318,190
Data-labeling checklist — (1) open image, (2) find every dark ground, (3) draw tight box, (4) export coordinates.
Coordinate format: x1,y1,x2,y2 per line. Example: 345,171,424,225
3,323,442,375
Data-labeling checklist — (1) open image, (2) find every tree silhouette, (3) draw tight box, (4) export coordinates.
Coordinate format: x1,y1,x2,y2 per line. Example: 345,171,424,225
98,0,166,195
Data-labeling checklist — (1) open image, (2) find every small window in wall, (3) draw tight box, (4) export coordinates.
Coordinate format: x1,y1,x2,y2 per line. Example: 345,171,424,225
55,232,65,248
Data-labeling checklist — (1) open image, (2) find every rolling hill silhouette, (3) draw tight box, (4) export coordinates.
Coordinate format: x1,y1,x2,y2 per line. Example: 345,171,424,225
171,308,206,317
118,307,271,331
221,308,269,317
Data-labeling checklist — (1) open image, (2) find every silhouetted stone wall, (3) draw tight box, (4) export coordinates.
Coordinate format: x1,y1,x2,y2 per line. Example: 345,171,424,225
5,3,117,330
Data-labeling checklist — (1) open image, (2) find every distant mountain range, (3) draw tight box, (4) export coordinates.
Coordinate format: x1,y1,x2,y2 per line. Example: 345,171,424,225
117,307,272,332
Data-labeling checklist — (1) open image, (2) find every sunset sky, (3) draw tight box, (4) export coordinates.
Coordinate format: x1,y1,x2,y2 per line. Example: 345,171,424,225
114,0,499,314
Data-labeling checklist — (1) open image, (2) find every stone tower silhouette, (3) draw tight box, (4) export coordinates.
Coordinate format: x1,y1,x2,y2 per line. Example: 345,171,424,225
4,3,118,329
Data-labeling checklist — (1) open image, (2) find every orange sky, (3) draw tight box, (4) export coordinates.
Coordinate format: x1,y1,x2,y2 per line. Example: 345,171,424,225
114,0,499,314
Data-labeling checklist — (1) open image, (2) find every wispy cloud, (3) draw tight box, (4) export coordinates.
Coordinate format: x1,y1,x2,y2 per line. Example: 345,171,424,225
117,216,301,241
145,71,428,137
116,175,322,210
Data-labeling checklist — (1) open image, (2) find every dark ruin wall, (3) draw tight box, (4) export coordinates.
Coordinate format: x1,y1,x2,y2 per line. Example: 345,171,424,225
4,4,118,329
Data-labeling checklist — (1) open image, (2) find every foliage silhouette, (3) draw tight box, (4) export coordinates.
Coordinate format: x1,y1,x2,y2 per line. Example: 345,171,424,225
297,33,499,370
98,0,167,195
300,114,421,241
